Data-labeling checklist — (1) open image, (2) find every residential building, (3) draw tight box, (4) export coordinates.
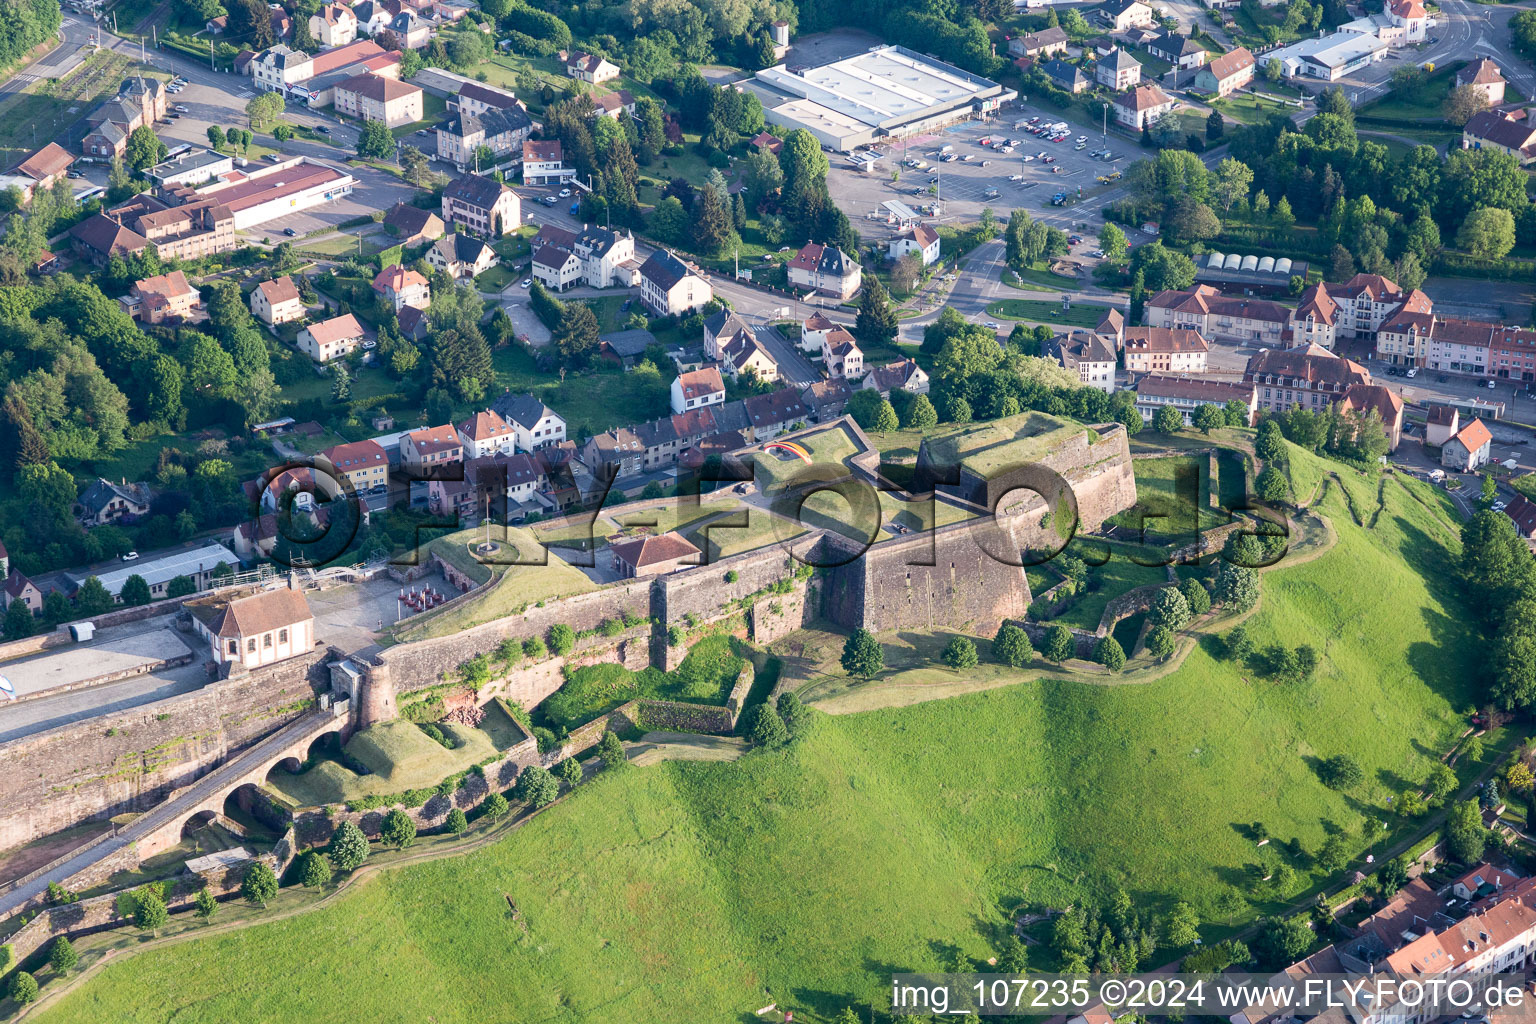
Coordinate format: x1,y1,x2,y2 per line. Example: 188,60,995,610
251,45,312,93
722,333,780,383
68,212,151,263
251,276,305,325
427,232,498,281
1008,26,1069,58
1097,48,1142,91
1194,46,1255,95
1491,323,1536,382
74,478,152,527
592,90,637,121
1096,308,1126,348
1112,83,1175,128
744,389,811,439
671,367,726,414
441,173,521,236
801,379,852,423
1338,382,1405,451
582,426,645,479
119,270,201,325
1146,285,1293,345
750,130,784,155
562,50,619,85
704,310,755,362
191,587,315,671
1425,317,1493,377
1462,110,1536,165
372,264,430,311
788,241,862,299
598,328,656,368
297,313,366,362
1042,59,1091,93
457,410,517,459
310,4,357,47
532,244,582,291
400,423,463,476
611,533,700,579
434,106,533,171
1456,58,1506,105
385,10,431,49
529,224,639,290
1134,374,1257,426
2,563,42,616
823,329,864,380
1330,272,1432,339
1147,32,1206,69
861,358,929,397
522,138,573,184
638,250,712,316
1441,417,1492,471
335,73,423,127
321,439,389,491
799,312,845,354
1241,343,1372,415
1503,493,1536,544
491,391,566,451
351,0,400,38
888,223,941,266
453,80,524,119
1385,0,1429,44
1121,327,1209,374
382,202,444,246
1291,282,1340,348
1096,0,1155,31
1049,331,1117,393
1425,405,1460,448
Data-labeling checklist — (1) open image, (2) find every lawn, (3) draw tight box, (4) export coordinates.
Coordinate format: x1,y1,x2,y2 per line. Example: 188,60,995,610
473,264,518,293
1005,259,1081,290
986,297,1116,329
1210,90,1306,126
1045,543,1172,631
0,49,137,166
1108,454,1228,539
489,344,671,438
30,467,1495,1024
539,634,747,731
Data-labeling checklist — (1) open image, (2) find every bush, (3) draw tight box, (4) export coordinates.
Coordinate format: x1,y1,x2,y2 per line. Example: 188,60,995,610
548,624,575,656
1318,754,1364,791
8,971,37,1006
514,764,560,807
1094,635,1126,671
1041,625,1074,663
381,808,417,848
445,807,468,836
557,757,583,788
523,636,547,660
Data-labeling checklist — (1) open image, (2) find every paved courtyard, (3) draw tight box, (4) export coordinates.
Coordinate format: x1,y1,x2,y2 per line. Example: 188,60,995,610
1,625,193,699
304,571,460,652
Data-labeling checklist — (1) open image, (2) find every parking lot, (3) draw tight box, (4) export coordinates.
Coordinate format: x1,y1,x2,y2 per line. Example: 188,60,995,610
828,109,1126,227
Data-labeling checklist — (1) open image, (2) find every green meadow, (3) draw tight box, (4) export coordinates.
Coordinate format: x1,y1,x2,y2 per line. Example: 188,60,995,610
29,453,1490,1024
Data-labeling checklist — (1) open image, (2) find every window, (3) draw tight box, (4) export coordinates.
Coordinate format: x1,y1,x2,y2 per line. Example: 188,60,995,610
248,638,257,652
228,640,238,655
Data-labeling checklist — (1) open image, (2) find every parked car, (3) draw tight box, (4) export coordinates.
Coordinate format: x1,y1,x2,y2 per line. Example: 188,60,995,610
558,188,572,198
361,338,377,350
121,551,139,561
1405,367,1419,378
284,227,296,236
521,279,531,288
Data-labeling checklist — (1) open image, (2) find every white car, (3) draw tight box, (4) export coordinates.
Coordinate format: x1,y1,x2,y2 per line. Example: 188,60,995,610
521,279,532,288
1021,155,1034,163
361,338,377,349
174,105,188,113
1405,367,1418,378
1076,135,1088,143
1008,173,1024,180
1488,379,1498,389
985,321,1000,330
121,551,139,562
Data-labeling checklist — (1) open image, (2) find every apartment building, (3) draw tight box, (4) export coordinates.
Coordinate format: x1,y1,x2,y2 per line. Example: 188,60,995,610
1121,327,1208,375
441,173,521,236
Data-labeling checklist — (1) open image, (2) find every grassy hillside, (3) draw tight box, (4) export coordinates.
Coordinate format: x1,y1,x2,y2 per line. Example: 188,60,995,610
31,468,1488,1024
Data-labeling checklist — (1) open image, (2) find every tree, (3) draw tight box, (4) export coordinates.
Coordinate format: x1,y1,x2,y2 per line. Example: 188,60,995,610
134,887,168,935
1318,754,1364,790
748,703,790,748
841,628,884,678
207,125,225,151
556,758,583,789
1508,761,1535,792
4,598,35,640
1146,625,1175,661
1150,586,1192,631
327,820,370,871
299,849,332,888
1154,403,1184,434
445,807,469,837
119,573,152,607
1193,403,1226,435
482,792,509,821
1094,635,1126,671
1426,761,1460,801
381,808,417,849
1255,915,1312,968
1098,221,1128,263
125,124,166,170
1166,901,1200,948
871,398,899,432
515,765,560,807
245,91,283,131
855,276,898,347
1445,798,1487,863
553,303,601,366
690,185,732,255
8,972,37,1006
942,635,978,670
1443,83,1491,127
357,120,395,160
49,936,77,974
194,886,217,920
242,861,278,907
1180,578,1212,616
1457,206,1517,260
904,394,938,430
777,691,809,737
1042,624,1074,663
330,363,351,404
1256,465,1289,502
993,623,1033,667
597,730,625,770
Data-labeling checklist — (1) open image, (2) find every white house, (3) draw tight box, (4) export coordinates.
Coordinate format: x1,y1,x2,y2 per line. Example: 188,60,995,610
297,313,365,362
788,241,862,300
1441,418,1492,472
522,138,574,185
492,392,566,451
251,275,305,326
191,586,315,671
310,4,357,47
888,223,940,266
457,410,517,459
638,250,711,317
670,367,726,414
